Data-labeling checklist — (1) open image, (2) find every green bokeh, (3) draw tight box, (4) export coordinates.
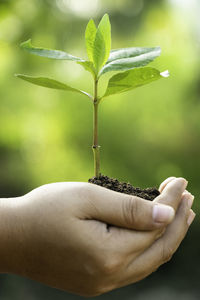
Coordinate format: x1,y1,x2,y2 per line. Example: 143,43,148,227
0,0,200,299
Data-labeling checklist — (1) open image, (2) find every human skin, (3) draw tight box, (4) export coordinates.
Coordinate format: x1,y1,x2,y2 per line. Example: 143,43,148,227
0,177,195,297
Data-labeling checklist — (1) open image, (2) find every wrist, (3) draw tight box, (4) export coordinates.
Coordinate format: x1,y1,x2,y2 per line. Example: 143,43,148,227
0,196,26,274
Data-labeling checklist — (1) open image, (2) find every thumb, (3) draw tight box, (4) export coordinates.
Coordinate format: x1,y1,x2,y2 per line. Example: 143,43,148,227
88,184,175,231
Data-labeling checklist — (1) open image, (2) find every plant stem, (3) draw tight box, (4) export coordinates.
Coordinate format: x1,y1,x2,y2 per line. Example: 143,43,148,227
93,78,100,178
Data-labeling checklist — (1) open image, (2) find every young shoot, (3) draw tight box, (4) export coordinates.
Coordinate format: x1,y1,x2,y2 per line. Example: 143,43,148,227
16,14,169,179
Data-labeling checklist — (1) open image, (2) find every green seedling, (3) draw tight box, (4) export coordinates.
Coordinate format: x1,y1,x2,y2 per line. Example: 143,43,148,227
16,14,169,179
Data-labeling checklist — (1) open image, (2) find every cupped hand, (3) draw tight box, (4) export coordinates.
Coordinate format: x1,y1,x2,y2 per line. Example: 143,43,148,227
2,177,195,297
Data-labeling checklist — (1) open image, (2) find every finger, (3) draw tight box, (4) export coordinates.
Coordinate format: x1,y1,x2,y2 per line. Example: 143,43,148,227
106,187,192,257
159,177,193,212
81,219,166,266
181,190,194,204
87,184,175,231
105,226,165,256
118,193,195,287
159,177,192,201
159,177,176,193
117,191,193,258
154,177,188,212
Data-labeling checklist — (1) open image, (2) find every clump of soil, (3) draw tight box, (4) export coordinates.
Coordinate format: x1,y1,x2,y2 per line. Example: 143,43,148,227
88,174,160,201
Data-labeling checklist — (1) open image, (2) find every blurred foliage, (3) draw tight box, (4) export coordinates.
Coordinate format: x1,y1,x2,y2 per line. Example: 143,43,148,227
0,0,200,299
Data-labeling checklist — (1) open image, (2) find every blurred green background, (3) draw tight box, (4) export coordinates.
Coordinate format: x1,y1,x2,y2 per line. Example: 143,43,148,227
0,0,200,299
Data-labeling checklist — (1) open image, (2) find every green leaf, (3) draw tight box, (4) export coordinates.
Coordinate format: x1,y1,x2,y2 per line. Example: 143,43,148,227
102,67,169,98
107,46,161,63
15,74,92,99
98,14,111,65
85,19,97,62
93,14,111,73
78,61,96,78
21,40,96,78
20,39,83,61
100,47,161,76
93,31,106,73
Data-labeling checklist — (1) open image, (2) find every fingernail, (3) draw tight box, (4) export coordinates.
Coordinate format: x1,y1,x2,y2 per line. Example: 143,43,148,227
187,211,196,226
153,204,175,223
182,193,194,208
183,191,191,195
188,196,194,209
178,178,188,190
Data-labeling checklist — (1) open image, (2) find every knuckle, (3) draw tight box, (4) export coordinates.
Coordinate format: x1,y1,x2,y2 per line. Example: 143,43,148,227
155,228,166,240
161,243,174,263
122,196,139,226
97,251,122,276
88,245,122,276
73,182,93,203
79,182,94,197
101,257,121,275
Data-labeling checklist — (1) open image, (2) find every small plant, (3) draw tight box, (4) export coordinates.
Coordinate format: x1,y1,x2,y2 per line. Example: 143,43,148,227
16,14,169,199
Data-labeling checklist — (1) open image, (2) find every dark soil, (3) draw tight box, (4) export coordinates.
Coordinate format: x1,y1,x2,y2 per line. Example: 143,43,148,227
88,174,160,201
